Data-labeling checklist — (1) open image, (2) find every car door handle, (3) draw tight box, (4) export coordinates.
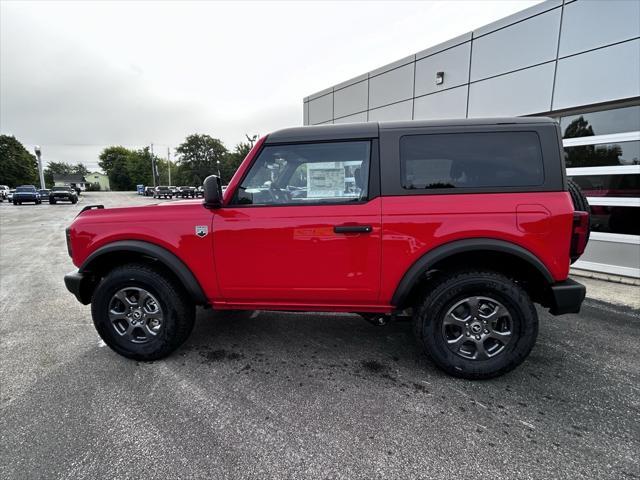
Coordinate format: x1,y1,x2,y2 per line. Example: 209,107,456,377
333,225,373,234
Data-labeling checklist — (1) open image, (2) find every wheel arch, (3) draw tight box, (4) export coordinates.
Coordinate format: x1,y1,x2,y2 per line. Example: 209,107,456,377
79,240,207,305
391,238,555,309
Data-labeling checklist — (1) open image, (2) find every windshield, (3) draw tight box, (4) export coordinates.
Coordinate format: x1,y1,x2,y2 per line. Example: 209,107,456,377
16,186,35,192
52,187,70,191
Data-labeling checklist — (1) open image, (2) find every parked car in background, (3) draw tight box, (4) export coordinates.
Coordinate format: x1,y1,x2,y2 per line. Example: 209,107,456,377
169,186,178,195
13,185,41,205
144,187,155,197
153,186,173,199
7,189,15,202
0,185,9,201
39,189,51,202
195,186,204,198
50,186,78,204
64,118,590,380
178,186,196,198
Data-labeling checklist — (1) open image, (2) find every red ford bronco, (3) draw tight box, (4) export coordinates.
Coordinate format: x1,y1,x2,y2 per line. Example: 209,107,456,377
65,118,589,379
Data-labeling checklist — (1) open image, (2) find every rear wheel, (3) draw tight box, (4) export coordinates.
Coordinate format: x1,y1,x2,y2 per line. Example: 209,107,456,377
91,264,195,361
413,271,538,379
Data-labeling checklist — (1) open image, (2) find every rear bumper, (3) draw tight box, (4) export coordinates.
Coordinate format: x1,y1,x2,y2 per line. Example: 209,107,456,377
548,279,586,315
64,270,92,305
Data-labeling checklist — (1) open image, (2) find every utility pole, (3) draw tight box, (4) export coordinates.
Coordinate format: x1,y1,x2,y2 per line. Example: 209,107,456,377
34,146,45,189
150,143,158,187
167,147,171,185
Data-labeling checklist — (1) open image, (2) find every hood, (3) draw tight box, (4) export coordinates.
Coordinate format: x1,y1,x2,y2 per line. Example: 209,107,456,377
74,199,203,224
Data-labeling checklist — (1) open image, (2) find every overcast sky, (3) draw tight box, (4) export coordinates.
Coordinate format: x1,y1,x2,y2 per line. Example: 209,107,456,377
1,0,541,171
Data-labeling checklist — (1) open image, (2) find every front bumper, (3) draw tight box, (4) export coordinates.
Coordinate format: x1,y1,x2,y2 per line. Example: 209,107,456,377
548,279,586,315
64,270,92,305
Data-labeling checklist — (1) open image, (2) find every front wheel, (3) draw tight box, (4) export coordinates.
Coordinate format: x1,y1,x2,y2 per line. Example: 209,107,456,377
91,264,195,361
413,271,538,380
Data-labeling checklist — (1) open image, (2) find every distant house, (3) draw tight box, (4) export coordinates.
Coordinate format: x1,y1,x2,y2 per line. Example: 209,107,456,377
53,174,87,192
87,171,110,191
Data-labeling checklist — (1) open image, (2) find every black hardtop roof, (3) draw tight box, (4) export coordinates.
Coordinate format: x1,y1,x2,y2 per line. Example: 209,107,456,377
265,117,555,144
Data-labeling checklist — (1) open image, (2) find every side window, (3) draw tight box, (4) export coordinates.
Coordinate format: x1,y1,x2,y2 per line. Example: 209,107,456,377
400,132,544,190
233,141,371,205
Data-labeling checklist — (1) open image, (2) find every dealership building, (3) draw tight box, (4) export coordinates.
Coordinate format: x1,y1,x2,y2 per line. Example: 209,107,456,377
303,0,640,278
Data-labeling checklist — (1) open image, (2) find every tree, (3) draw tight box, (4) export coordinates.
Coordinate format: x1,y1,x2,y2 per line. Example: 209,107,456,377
97,146,160,190
99,146,134,191
0,135,38,187
44,161,73,187
74,163,89,177
175,134,228,185
126,147,154,189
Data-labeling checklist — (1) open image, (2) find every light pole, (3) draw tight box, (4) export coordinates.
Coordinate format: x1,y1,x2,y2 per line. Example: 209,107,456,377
167,147,172,186
34,146,45,189
216,160,221,179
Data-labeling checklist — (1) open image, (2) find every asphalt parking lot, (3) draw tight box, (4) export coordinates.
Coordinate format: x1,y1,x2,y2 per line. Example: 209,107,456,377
1,192,639,479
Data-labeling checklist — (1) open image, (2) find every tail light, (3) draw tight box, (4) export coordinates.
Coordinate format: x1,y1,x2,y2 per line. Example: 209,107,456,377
570,211,589,262
65,227,73,258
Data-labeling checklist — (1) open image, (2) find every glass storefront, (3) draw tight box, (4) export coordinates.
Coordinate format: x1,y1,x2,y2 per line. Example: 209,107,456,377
560,103,640,277
569,174,640,198
564,140,639,168
561,105,640,138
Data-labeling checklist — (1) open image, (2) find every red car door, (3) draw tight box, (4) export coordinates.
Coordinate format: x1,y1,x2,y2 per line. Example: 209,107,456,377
212,139,382,310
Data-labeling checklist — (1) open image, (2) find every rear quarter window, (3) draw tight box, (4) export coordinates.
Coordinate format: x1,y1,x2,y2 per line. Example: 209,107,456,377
400,131,544,190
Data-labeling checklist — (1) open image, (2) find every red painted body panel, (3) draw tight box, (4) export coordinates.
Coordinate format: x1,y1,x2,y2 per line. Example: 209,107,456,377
379,192,573,303
69,201,220,300
213,199,382,306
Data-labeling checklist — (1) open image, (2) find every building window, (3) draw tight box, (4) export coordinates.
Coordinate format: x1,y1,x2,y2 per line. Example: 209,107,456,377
569,174,640,198
561,105,640,139
565,141,639,168
589,206,640,236
562,103,640,247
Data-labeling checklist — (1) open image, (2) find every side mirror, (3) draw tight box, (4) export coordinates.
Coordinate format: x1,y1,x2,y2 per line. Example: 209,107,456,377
203,175,223,209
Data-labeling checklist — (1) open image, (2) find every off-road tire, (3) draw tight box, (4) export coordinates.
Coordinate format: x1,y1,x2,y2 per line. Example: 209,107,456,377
567,178,591,242
91,263,195,361
568,178,589,212
413,271,538,380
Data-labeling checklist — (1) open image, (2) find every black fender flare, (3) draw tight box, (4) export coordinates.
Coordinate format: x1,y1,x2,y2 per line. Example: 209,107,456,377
391,238,554,307
81,240,208,305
